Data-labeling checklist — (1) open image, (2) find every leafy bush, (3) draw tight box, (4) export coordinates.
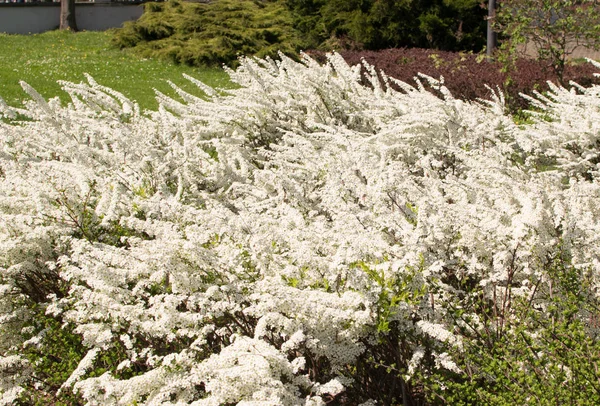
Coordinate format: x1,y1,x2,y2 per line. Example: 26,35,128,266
423,252,600,405
286,0,487,52
1,53,600,404
494,0,600,84
112,0,306,67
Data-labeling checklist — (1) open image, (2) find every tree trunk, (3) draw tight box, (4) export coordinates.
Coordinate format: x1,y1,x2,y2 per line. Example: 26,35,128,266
487,0,497,60
60,0,78,31
486,0,498,61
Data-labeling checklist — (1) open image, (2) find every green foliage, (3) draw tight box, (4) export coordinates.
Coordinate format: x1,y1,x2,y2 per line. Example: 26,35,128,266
336,258,432,404
494,0,600,83
355,257,426,334
112,0,307,67
423,251,600,405
286,0,487,51
18,308,149,405
113,0,487,66
19,310,86,405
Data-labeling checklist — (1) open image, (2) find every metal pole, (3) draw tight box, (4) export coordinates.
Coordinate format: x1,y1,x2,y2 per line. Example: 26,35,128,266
487,0,497,59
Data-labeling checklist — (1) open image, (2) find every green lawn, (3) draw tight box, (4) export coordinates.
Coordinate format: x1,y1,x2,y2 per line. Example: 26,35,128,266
0,30,231,111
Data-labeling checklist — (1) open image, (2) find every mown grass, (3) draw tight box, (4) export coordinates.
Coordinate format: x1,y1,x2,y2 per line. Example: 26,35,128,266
0,30,231,111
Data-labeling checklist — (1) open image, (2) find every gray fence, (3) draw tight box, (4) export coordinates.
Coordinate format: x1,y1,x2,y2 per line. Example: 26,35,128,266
0,2,145,33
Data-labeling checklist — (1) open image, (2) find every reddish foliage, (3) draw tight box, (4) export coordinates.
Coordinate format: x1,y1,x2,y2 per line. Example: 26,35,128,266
308,48,600,112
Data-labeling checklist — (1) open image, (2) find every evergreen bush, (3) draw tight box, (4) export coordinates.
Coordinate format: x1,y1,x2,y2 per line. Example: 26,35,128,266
286,0,487,52
112,0,306,67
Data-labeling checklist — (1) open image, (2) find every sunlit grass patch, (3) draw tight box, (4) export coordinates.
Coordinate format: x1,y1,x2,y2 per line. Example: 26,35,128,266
0,30,231,111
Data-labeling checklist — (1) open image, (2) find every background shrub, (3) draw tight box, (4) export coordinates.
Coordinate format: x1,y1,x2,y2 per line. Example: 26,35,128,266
310,48,600,112
113,0,488,67
112,0,306,67
286,0,487,52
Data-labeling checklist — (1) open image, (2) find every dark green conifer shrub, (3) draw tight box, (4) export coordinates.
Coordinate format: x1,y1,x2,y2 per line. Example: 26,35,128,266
286,0,487,52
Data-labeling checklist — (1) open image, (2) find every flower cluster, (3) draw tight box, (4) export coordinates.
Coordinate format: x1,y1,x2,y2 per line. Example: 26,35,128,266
1,52,599,404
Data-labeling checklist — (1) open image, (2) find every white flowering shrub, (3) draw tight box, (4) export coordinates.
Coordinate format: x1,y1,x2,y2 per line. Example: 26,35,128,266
1,52,600,405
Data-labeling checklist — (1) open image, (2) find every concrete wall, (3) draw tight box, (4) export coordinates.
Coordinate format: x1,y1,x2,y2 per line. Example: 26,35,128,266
518,41,600,62
0,3,144,34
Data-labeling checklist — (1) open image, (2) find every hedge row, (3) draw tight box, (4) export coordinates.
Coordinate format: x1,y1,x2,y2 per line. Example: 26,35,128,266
310,48,600,112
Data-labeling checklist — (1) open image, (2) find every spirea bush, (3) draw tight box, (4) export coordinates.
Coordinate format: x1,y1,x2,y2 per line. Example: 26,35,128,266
1,53,600,405
311,48,600,113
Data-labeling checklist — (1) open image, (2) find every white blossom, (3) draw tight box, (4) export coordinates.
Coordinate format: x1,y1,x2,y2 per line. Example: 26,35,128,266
0,52,599,403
